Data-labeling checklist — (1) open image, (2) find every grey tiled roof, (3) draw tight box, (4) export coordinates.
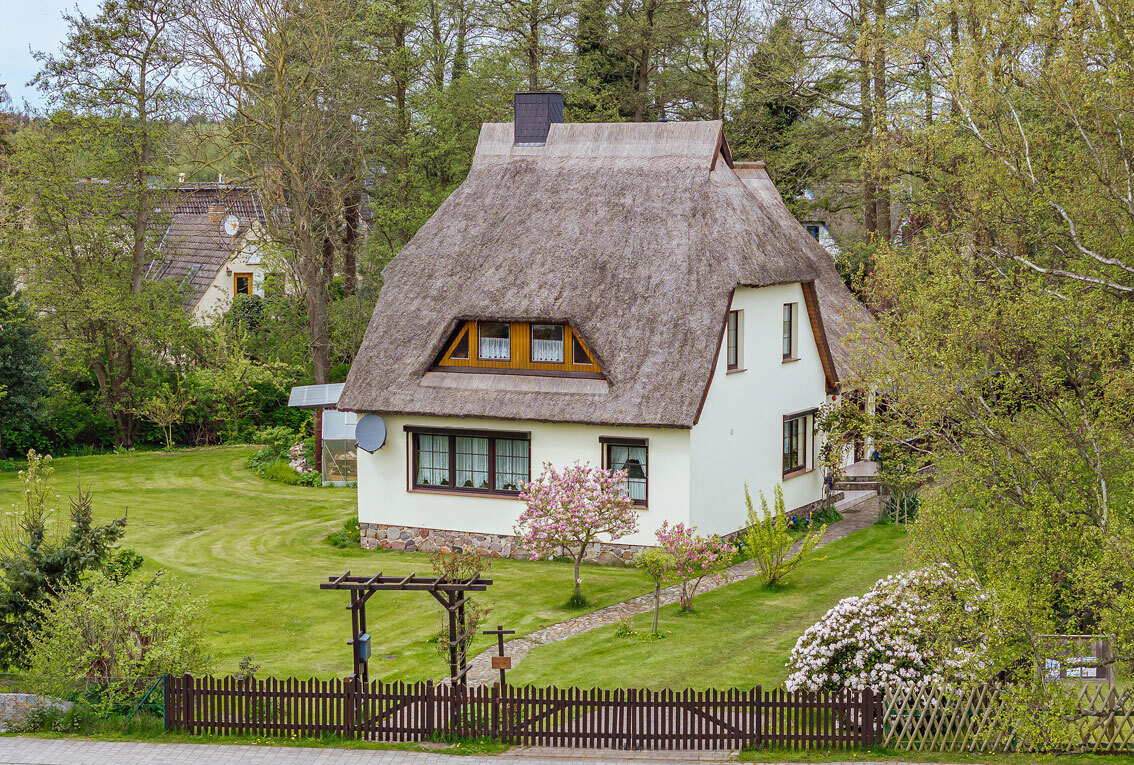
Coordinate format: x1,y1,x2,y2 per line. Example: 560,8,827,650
151,186,268,308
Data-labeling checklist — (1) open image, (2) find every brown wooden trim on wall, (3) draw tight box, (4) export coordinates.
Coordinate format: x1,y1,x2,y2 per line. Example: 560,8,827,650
403,424,532,440
693,287,735,427
800,281,840,394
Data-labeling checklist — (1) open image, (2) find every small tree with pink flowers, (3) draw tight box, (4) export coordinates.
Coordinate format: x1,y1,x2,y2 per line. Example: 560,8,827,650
654,522,736,612
516,462,639,607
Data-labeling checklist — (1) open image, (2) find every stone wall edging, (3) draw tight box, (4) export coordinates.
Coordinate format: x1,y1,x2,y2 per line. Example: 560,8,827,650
0,693,72,732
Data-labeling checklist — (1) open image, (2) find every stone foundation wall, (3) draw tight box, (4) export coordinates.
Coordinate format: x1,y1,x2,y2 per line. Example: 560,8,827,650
0,693,72,732
361,493,840,564
360,523,646,565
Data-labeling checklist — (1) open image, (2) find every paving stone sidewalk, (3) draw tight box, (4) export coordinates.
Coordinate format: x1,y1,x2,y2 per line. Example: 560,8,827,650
0,737,966,765
464,495,882,685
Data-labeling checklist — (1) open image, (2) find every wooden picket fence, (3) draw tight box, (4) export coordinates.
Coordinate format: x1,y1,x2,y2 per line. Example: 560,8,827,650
881,683,1134,753
164,674,882,751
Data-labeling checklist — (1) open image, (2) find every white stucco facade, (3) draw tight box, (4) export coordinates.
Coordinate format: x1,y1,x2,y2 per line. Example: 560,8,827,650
353,281,833,546
191,237,268,325
689,283,830,536
357,415,692,546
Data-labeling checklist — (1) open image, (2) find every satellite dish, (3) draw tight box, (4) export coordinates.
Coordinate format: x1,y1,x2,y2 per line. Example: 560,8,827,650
223,214,240,237
355,414,387,452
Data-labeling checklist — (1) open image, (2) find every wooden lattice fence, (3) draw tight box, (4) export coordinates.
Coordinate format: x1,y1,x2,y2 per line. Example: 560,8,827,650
882,683,1134,753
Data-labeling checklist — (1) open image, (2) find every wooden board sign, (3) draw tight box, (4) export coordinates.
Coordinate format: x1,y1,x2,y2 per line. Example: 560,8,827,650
491,656,512,670
1040,635,1114,686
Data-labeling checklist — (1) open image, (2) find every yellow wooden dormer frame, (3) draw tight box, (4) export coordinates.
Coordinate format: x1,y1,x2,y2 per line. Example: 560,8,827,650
434,321,602,377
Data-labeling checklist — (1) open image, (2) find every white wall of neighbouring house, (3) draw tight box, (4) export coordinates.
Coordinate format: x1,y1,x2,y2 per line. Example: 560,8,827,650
689,283,830,536
355,414,692,547
192,236,267,325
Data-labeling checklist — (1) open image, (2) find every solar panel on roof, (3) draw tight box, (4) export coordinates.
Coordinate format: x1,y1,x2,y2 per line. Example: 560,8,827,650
287,383,345,409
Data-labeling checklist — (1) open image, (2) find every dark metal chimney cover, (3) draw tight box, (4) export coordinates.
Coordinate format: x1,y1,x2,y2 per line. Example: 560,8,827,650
513,92,564,146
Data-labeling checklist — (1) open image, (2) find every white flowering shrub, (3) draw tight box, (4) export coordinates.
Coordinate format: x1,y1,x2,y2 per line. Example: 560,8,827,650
785,566,988,694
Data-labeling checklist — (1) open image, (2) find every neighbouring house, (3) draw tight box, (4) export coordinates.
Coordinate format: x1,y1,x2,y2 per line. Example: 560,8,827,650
148,183,272,323
337,93,872,561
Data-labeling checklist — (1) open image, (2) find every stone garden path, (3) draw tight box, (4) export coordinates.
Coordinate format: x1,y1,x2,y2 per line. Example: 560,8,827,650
463,494,882,686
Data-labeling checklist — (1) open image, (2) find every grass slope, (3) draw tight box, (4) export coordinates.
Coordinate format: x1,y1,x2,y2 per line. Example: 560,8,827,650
509,524,908,690
0,447,649,680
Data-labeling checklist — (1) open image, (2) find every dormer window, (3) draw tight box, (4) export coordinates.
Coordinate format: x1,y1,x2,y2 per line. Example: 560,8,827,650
531,324,564,363
478,322,511,360
434,320,602,377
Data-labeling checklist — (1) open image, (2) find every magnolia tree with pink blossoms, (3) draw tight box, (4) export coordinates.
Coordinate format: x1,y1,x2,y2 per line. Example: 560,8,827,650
516,462,639,605
654,522,736,612
785,566,990,695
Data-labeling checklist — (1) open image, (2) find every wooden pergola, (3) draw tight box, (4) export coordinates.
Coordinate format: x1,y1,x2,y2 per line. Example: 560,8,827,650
320,571,494,686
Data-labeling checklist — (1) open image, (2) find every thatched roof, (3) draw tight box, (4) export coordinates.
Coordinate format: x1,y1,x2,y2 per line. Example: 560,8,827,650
151,185,267,308
732,162,874,378
340,121,869,428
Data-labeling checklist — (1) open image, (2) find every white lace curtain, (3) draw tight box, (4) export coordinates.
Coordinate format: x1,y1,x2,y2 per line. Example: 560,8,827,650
532,338,563,362
479,337,510,360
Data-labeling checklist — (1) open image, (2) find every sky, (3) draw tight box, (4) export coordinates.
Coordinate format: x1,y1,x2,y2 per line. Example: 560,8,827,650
2,0,102,111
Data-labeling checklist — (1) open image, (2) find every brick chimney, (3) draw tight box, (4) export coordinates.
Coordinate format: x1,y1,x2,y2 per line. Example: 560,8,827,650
513,92,564,146
208,203,226,223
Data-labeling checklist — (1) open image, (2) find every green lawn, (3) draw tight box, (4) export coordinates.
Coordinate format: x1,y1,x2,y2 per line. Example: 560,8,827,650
509,524,908,690
0,447,650,681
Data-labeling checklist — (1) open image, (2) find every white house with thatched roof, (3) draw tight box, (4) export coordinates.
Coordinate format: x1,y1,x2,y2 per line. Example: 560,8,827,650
338,93,870,561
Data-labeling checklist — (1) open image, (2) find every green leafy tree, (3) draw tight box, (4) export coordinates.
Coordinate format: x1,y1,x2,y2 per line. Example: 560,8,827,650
0,452,128,669
0,266,49,458
188,329,292,441
4,116,191,447
132,383,193,449
28,571,210,712
742,484,824,586
634,546,675,633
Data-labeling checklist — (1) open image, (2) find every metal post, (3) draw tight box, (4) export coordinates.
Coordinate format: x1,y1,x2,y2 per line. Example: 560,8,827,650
314,407,323,474
447,591,459,685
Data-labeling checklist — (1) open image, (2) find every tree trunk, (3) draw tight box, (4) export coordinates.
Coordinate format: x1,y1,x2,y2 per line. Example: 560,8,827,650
130,78,151,294
635,48,650,121
528,5,540,89
322,235,336,289
651,581,661,633
573,552,583,600
342,191,360,297
453,0,469,80
302,236,333,384
873,0,891,242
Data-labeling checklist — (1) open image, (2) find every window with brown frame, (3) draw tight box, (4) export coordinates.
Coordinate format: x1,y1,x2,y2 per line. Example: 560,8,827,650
234,272,253,295
782,303,796,359
782,413,810,476
409,427,530,495
602,437,647,505
530,324,564,363
478,321,511,361
727,310,739,370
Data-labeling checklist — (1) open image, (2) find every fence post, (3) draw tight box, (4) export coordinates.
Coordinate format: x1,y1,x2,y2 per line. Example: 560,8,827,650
163,674,171,732
862,688,875,749
491,682,500,740
425,679,435,739
753,686,762,750
627,688,637,750
181,673,193,735
343,676,356,740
